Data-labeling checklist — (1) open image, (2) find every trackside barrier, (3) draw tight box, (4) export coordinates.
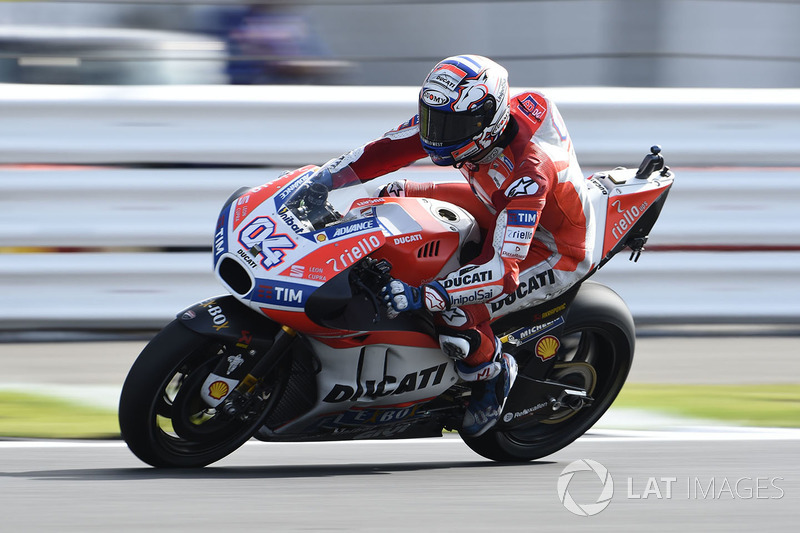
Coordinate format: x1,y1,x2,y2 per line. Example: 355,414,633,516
2,85,800,167
1,167,798,248
2,85,799,329
1,251,798,330
1,166,799,330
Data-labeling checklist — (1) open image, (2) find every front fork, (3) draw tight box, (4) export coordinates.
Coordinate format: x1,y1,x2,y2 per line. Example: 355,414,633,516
200,325,297,416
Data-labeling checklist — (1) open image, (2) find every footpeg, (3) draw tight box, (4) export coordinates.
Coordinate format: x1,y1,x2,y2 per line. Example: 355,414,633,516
550,389,589,411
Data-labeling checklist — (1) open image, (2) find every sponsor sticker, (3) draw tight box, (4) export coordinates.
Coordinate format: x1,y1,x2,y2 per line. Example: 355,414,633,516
501,209,537,260
507,209,538,226
451,141,480,161
519,94,547,121
502,316,564,346
324,217,378,240
238,216,296,270
428,64,467,91
253,279,312,309
497,154,514,172
491,270,556,312
505,177,540,198
327,404,425,427
208,380,230,400
536,335,561,361
291,230,385,281
421,89,449,106
214,212,229,260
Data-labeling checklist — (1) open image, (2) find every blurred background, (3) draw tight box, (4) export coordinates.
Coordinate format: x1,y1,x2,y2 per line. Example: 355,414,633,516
0,0,798,439
1,0,800,332
2,0,799,333
2,0,800,87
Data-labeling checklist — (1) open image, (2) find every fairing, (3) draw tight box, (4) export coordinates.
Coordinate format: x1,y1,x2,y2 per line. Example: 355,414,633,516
212,165,480,341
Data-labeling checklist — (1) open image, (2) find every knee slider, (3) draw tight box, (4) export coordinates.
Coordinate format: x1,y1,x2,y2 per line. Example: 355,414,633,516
437,328,482,360
438,335,471,360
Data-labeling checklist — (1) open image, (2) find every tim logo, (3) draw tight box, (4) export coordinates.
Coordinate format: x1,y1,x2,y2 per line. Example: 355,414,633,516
507,209,538,227
239,216,296,270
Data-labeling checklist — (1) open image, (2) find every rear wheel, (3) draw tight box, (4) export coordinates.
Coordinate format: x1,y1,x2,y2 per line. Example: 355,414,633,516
119,320,288,468
462,282,635,461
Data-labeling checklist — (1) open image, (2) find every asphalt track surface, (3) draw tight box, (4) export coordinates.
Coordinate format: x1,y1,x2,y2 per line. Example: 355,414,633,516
0,336,799,531
1,430,798,532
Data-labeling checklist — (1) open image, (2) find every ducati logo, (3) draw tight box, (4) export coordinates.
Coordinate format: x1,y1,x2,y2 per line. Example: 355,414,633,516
323,363,449,403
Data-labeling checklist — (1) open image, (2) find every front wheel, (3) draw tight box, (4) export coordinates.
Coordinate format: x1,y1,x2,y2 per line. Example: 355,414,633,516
119,320,288,468
462,282,635,462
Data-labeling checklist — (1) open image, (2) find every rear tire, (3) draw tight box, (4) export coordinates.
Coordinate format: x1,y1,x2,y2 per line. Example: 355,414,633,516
119,320,288,468
462,282,635,462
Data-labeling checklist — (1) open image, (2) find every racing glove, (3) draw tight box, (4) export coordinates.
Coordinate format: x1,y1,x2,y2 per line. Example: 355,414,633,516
285,167,333,208
377,179,407,198
381,279,450,318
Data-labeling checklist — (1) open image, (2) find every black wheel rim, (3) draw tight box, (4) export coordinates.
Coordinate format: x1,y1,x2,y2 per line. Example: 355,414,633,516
146,340,280,460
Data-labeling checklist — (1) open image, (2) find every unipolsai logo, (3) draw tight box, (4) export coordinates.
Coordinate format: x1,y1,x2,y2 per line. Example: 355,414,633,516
557,459,614,516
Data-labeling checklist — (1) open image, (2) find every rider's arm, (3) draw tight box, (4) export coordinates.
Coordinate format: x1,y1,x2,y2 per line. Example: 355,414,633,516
321,116,428,188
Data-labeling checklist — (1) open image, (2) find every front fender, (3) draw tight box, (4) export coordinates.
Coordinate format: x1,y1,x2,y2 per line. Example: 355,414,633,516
177,295,281,345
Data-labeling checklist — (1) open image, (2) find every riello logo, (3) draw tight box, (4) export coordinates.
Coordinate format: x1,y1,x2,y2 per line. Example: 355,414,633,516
601,189,664,257
609,198,648,240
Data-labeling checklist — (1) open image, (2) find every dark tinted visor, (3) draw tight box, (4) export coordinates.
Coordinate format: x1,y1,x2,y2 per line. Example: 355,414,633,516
419,102,489,146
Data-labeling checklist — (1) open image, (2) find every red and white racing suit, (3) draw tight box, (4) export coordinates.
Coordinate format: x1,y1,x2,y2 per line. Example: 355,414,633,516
328,91,595,368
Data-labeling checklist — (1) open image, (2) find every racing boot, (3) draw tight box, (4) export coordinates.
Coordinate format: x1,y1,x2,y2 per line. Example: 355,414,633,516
456,352,518,438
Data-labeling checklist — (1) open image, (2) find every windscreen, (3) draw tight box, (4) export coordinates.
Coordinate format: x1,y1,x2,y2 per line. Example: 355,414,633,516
282,165,370,231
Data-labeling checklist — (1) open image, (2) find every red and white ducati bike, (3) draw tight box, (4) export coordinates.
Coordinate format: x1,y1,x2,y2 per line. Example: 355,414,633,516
119,146,674,468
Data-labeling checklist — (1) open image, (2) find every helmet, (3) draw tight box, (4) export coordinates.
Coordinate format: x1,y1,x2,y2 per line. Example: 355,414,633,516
419,55,510,166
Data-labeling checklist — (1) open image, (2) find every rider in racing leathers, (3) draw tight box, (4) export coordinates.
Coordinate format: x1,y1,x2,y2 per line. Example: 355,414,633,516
315,54,595,437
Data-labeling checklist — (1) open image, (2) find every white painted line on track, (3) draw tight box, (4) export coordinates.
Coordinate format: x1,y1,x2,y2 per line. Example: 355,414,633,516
584,427,800,442
0,440,126,448
2,426,800,449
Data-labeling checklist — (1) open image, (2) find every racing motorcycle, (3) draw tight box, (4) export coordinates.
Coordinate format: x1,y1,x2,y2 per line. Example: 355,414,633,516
119,146,674,468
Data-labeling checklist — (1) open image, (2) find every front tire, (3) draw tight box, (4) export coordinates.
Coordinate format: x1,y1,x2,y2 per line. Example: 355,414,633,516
463,282,635,462
119,320,288,468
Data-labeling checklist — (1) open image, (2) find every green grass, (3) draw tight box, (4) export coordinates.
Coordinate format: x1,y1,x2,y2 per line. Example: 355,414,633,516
615,383,800,428
0,392,119,439
0,384,798,439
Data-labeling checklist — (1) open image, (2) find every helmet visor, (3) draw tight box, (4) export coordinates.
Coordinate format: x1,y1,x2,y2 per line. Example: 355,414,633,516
419,103,489,146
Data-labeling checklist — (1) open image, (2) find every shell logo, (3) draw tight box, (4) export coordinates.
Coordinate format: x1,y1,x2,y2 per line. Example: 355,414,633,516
535,335,560,361
208,380,230,400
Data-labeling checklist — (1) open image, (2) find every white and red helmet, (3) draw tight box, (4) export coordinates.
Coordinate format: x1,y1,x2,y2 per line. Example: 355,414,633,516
419,55,510,166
